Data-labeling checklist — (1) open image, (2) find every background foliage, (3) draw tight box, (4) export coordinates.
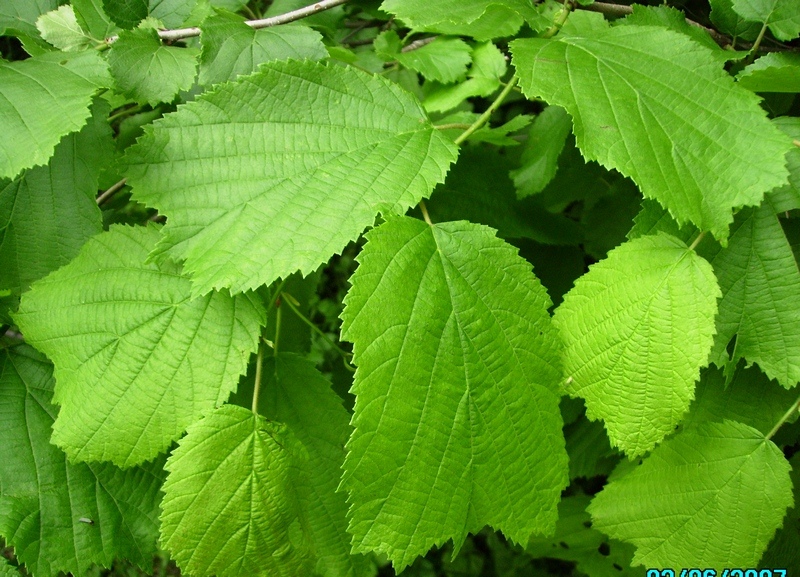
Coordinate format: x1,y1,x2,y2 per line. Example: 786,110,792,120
1,0,799,575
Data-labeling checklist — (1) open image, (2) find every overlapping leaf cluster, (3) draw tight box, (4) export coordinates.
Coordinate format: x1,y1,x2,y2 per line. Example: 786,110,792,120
1,0,799,575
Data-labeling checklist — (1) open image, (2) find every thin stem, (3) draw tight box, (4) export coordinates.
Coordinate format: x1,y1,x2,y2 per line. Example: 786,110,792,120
106,0,350,43
747,22,769,62
251,338,265,414
96,178,127,206
454,76,519,146
767,394,800,440
419,199,433,225
434,123,473,131
108,104,143,124
688,231,706,251
280,293,355,370
542,0,573,39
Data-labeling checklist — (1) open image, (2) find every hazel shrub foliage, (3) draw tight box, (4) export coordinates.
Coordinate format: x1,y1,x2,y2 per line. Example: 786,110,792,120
1,0,800,574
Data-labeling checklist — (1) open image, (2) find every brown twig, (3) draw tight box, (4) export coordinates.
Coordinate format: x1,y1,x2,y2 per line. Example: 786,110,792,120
107,0,350,43
96,178,127,206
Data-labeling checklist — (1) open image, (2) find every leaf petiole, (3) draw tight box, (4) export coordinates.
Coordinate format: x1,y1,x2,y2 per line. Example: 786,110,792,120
454,76,519,146
766,393,800,440
688,231,707,251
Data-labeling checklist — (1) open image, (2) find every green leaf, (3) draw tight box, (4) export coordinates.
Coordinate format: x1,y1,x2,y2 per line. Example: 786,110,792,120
710,0,762,40
559,9,610,36
125,60,458,296
581,178,643,259
469,114,532,146
705,199,800,388
36,5,93,51
376,31,472,84
341,216,567,570
0,345,164,577
564,416,620,481
109,26,199,106
510,105,571,199
771,117,800,213
0,100,111,294
160,404,313,577
511,26,792,241
589,420,793,568
102,0,197,29
684,364,799,435
732,0,800,40
424,146,584,245
0,50,111,180
527,495,643,577
620,5,737,61
260,353,375,577
627,199,697,244
0,560,20,577
553,234,720,456
381,0,536,40
209,0,248,10
73,0,120,40
424,41,506,113
0,0,57,36
198,9,326,86
761,453,800,568
738,53,800,92
14,225,265,467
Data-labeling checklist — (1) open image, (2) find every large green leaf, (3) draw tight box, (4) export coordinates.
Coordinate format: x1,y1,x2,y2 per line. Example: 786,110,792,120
0,0,57,36
259,354,374,577
0,346,164,577
0,101,111,294
0,50,111,180
589,421,793,569
341,216,567,570
125,60,458,296
738,53,800,93
108,26,199,105
705,199,800,388
198,9,326,86
553,234,720,456
160,404,313,577
732,0,800,40
511,26,791,241
14,225,265,467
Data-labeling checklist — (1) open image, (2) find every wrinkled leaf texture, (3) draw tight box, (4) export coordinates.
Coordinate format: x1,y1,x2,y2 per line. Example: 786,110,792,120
126,59,458,296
